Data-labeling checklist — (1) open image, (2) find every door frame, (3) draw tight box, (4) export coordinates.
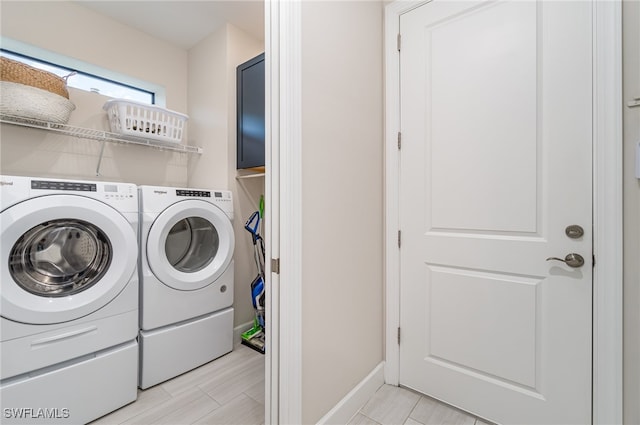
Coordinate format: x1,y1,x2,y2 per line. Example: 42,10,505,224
383,1,623,424
265,0,303,423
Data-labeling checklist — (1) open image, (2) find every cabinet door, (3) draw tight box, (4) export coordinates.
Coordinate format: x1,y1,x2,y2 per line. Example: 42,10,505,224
237,53,265,169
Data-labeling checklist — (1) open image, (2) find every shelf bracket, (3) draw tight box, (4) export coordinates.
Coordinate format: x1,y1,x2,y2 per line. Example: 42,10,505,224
235,172,265,201
96,139,107,176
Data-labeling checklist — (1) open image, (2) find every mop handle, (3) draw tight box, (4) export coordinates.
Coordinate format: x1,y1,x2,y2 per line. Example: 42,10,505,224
244,211,261,244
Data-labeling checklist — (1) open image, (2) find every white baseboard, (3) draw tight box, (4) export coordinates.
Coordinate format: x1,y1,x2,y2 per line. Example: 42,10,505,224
234,321,255,346
317,362,385,425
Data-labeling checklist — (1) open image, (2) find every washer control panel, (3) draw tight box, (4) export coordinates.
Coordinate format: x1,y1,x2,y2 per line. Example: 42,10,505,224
32,180,96,192
27,178,137,211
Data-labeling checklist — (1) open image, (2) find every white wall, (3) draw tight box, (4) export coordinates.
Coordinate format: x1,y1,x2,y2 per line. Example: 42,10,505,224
188,25,230,189
623,1,640,423
1,2,188,112
188,23,264,329
226,26,266,330
0,89,189,185
0,1,189,185
299,2,384,423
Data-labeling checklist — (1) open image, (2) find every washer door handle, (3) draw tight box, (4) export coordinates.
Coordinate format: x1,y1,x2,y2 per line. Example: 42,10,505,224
31,326,98,347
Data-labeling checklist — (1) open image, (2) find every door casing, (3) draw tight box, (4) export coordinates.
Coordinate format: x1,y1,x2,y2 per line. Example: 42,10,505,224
383,1,623,424
265,1,303,423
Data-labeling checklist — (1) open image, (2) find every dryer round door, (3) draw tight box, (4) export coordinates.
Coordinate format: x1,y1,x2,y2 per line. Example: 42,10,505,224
147,199,234,291
1,195,137,324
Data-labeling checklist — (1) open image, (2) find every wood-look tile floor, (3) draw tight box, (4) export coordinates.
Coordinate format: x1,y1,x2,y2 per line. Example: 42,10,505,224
92,344,486,425
351,384,490,425
91,344,265,425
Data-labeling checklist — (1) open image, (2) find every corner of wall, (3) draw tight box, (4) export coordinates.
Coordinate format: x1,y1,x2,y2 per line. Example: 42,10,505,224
187,25,230,190
622,1,640,423
187,22,265,328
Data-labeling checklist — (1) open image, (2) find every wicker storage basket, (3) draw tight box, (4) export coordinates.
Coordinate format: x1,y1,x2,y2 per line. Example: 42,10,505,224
1,56,70,99
103,99,188,144
0,81,76,124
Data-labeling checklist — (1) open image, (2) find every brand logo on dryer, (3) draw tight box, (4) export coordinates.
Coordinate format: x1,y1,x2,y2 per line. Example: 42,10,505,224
0,180,14,186
153,190,168,195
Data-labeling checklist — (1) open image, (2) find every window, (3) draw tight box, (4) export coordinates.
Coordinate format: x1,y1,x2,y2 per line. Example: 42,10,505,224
1,47,159,105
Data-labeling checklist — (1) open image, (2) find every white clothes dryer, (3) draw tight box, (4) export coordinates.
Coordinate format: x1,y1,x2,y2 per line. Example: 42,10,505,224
0,175,139,424
138,185,235,389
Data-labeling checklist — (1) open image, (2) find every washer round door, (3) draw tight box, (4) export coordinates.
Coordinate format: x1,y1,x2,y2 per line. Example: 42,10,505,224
1,195,137,324
146,199,235,291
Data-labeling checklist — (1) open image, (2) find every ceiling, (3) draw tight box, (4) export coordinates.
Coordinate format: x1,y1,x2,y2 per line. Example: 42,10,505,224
75,1,264,49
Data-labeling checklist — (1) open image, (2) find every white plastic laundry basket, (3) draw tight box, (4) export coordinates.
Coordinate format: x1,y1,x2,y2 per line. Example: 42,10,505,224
103,99,188,144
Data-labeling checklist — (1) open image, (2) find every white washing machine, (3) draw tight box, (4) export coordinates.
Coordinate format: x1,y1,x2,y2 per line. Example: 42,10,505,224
138,185,235,389
0,175,139,424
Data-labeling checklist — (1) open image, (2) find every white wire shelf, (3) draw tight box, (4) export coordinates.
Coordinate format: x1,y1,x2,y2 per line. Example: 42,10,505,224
236,173,265,180
0,114,203,155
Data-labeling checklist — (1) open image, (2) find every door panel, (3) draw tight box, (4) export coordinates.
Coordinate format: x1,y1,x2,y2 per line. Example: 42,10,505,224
399,1,593,424
428,266,540,387
428,1,538,233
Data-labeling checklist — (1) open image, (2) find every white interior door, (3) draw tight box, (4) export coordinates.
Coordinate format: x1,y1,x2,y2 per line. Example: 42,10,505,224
399,1,593,424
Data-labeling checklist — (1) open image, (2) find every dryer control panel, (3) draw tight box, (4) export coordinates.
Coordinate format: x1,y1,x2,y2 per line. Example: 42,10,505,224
175,190,231,200
176,189,211,197
139,185,233,218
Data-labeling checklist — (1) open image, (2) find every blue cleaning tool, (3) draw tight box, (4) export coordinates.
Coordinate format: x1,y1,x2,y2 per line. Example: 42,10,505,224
241,210,266,354
245,211,262,244
251,275,265,328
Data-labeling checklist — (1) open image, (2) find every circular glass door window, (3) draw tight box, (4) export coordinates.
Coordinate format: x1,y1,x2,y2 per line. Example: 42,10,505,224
165,217,219,273
9,219,112,297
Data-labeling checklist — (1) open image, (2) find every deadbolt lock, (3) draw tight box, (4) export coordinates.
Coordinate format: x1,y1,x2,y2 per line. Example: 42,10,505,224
565,225,584,239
